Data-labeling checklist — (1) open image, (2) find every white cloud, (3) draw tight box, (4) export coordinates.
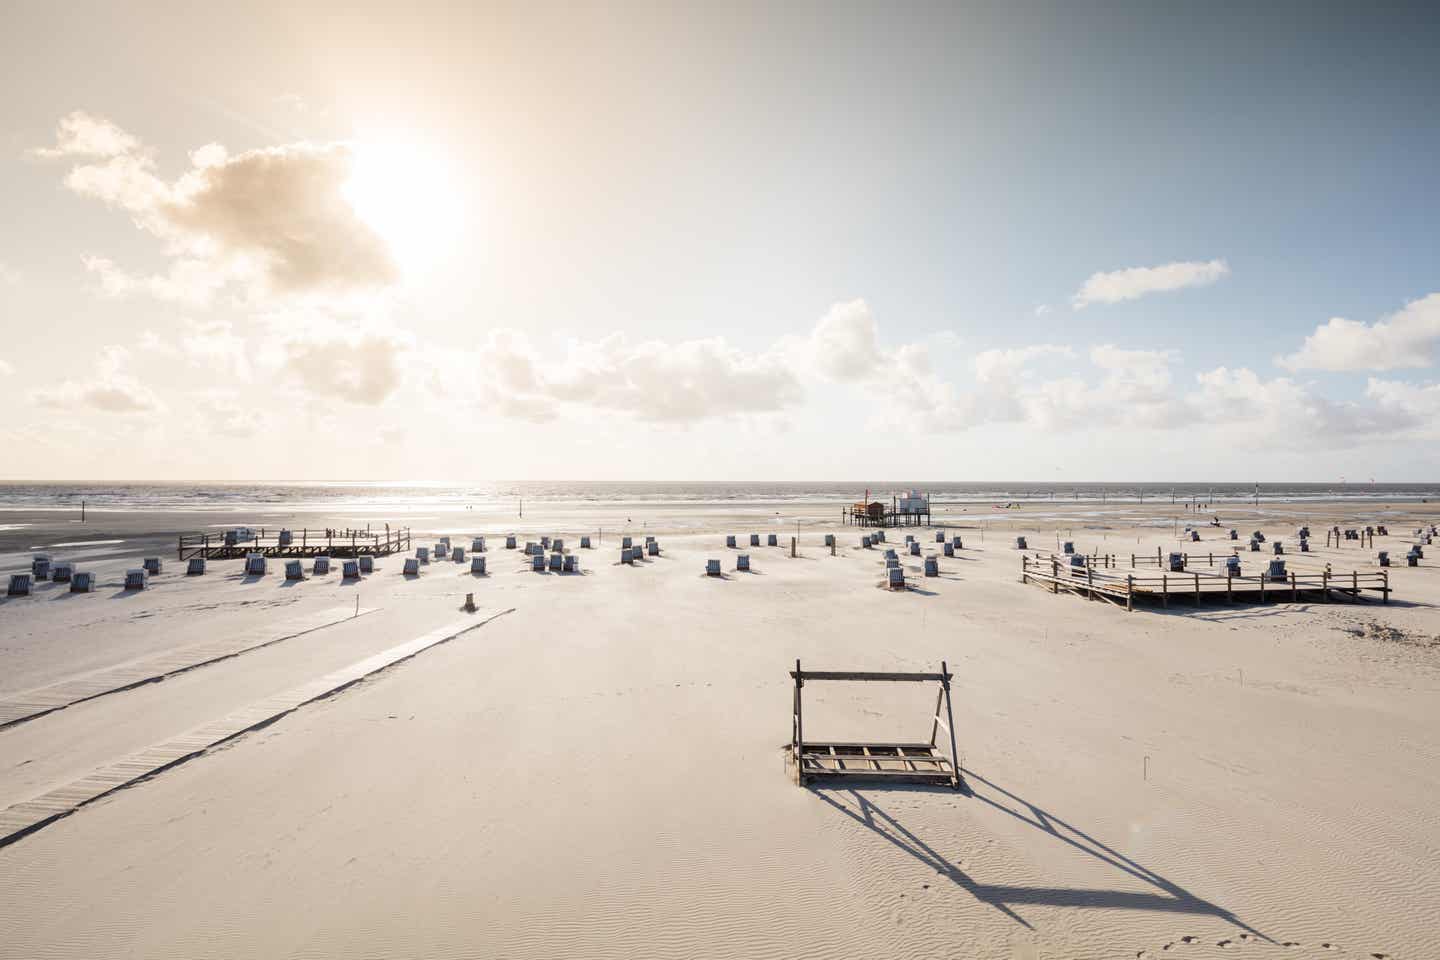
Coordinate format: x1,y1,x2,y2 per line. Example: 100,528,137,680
1072,259,1229,308
1188,366,1397,439
807,299,882,382
973,344,1073,384
1364,378,1440,425
193,390,263,438
37,111,397,300
0,358,14,375
460,328,803,425
180,319,251,380
83,254,226,305
31,111,140,159
1276,293,1440,372
31,346,163,414
280,332,408,403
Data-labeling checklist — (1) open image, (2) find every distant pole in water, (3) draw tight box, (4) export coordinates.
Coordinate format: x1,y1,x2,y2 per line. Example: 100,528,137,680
81,498,86,522
519,497,523,518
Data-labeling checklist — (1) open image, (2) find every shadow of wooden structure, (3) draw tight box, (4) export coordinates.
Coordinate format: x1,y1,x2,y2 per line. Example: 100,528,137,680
790,660,962,790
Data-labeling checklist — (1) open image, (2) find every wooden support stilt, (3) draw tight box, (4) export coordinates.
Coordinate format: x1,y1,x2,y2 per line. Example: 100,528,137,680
941,661,962,790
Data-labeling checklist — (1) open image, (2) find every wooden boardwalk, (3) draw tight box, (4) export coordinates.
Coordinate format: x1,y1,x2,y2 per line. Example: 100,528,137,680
0,606,376,729
178,526,411,561
0,609,513,848
1021,554,1391,611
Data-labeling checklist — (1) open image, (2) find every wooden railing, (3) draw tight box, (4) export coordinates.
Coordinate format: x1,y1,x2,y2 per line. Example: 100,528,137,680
1021,555,1390,611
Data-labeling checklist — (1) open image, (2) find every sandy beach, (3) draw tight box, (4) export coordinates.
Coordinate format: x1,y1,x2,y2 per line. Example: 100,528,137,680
1,496,1437,960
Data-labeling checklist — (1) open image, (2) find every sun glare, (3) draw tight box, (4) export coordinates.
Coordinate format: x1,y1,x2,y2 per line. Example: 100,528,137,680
343,141,459,274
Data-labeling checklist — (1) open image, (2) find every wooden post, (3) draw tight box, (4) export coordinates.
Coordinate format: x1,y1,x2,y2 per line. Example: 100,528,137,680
929,684,945,746
1382,570,1389,603
1161,574,1168,608
1126,575,1133,611
1259,572,1266,603
1323,569,1329,601
941,662,962,791
792,659,804,777
791,536,797,558
1051,559,1058,593
1226,572,1233,603
1194,572,1200,605
1352,571,1358,599
1290,571,1297,602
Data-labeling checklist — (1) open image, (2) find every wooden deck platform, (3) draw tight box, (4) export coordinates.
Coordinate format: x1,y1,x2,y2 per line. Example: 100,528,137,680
791,663,962,790
795,741,958,785
0,610,513,849
0,605,375,729
178,526,412,561
1021,554,1391,611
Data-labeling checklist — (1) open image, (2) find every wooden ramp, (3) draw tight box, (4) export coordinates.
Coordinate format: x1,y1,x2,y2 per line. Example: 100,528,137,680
791,662,963,790
0,605,377,729
0,610,512,848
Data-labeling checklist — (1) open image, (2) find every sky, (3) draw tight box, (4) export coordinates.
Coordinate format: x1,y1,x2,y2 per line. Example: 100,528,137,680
1,0,1437,483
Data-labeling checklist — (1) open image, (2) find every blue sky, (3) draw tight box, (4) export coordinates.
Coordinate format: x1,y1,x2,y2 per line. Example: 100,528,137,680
0,1,1437,481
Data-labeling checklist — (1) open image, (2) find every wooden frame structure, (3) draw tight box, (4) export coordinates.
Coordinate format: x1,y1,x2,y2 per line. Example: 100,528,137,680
178,526,411,561
1020,554,1391,611
790,660,962,790
844,491,933,528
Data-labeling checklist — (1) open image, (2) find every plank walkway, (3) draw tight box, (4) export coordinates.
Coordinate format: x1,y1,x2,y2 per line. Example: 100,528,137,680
0,609,513,848
0,606,378,729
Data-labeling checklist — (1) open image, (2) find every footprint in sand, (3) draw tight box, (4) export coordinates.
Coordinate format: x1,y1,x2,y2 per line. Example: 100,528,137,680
1217,940,1232,949
1320,944,1337,951
1371,954,1390,959
1281,943,1301,949
1178,936,1199,945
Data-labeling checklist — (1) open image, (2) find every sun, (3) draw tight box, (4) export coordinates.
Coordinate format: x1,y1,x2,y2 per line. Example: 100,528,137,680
343,141,458,274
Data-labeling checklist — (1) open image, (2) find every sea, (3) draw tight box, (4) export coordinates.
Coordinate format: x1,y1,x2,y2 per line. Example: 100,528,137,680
0,481,1436,513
